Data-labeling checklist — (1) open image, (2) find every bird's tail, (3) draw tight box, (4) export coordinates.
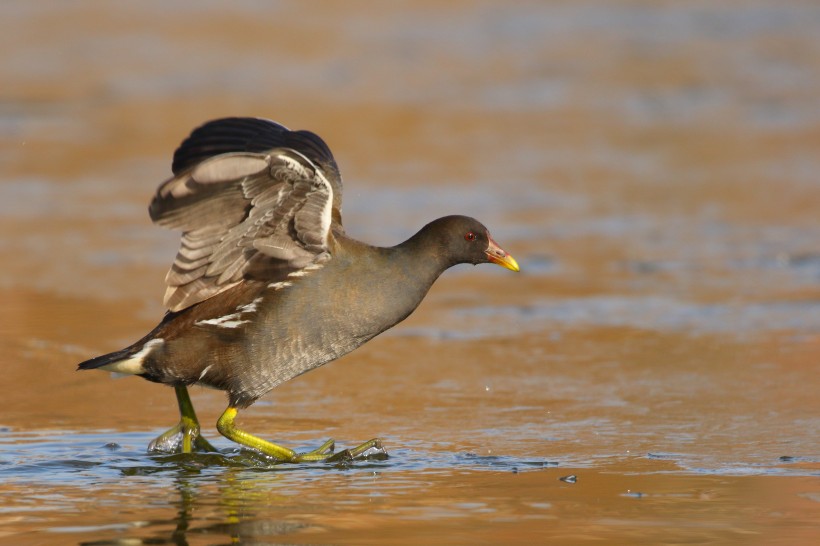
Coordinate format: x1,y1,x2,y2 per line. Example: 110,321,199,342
76,338,163,375
77,317,170,375
77,347,137,371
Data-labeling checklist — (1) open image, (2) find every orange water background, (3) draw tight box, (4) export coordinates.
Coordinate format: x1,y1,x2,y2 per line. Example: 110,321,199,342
1,1,819,544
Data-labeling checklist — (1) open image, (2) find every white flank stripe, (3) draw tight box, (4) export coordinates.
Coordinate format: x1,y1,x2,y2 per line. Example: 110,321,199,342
287,262,325,279
196,315,250,328
198,364,214,381
196,295,267,329
237,297,263,313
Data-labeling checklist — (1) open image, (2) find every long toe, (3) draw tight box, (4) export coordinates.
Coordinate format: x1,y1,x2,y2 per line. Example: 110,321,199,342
325,438,387,463
305,438,335,457
349,438,387,459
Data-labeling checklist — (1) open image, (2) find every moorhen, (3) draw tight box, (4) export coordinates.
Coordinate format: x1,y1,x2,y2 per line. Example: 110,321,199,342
78,117,519,462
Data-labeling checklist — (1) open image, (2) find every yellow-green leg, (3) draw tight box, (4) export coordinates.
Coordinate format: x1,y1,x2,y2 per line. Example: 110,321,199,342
216,406,384,463
148,385,218,453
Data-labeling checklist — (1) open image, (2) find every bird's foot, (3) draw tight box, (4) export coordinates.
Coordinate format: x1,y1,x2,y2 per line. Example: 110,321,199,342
324,438,387,463
291,437,335,461
148,416,218,454
294,437,386,463
217,406,386,463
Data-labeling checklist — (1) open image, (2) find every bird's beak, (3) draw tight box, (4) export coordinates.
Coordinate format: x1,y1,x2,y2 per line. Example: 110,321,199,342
485,235,520,272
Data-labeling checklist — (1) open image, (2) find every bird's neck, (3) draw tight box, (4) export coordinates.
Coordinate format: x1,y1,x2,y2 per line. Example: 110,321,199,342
393,224,457,283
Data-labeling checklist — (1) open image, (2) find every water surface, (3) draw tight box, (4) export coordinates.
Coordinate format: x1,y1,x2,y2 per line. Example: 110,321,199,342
1,1,819,544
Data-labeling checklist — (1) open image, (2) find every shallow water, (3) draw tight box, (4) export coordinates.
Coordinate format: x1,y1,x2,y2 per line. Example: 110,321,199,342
1,1,819,544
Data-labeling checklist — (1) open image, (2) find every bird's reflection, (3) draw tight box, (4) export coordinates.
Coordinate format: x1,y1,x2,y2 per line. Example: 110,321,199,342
78,449,363,545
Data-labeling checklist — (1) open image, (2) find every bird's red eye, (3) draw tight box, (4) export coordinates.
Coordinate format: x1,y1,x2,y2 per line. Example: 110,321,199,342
465,231,476,242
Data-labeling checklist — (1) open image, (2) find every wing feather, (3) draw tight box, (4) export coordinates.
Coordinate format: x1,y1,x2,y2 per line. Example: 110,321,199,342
149,119,342,312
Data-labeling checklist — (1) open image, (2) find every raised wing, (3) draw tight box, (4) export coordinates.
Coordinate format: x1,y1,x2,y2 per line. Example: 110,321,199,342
171,117,343,225
149,119,343,312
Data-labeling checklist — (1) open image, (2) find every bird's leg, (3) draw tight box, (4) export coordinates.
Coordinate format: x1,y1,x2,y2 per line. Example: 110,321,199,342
148,385,218,453
216,406,385,463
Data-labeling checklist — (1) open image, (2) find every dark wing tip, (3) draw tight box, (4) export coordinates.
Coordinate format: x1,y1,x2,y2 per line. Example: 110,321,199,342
171,118,340,184
169,116,344,229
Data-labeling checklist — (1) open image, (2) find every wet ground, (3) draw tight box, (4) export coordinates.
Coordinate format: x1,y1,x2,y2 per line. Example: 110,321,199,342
1,1,819,544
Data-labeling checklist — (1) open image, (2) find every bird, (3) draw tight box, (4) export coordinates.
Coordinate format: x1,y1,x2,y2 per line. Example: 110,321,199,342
77,117,519,463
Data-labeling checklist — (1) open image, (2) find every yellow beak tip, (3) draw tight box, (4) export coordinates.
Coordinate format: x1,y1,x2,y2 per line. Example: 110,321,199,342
506,256,521,272
490,254,520,272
